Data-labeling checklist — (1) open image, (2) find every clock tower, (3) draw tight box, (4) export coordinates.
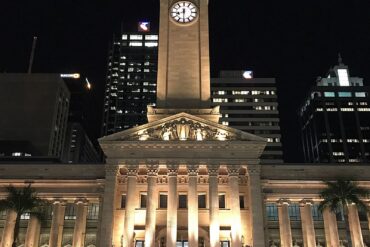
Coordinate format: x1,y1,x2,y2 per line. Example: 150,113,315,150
152,0,216,120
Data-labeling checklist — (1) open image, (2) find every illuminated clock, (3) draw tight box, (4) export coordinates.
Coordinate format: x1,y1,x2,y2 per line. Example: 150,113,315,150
170,1,198,24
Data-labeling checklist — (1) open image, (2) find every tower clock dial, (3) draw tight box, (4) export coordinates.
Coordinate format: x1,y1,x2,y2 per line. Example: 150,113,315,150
170,1,198,24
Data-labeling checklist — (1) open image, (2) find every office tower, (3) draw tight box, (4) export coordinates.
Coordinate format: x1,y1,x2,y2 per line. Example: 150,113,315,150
101,22,158,136
300,57,370,163
211,71,284,164
0,74,70,159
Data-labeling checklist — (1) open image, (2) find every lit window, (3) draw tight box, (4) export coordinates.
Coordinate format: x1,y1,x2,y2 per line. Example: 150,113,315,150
122,34,128,40
326,108,338,112
316,108,323,112
235,99,245,103
12,152,22,157
333,152,345,156
222,121,229,126
129,42,143,47
213,98,228,103
217,91,226,95
252,91,260,95
130,35,143,40
145,35,158,40
145,42,158,47
340,108,354,112
324,92,335,97
355,92,366,97
338,69,350,86
338,92,352,97
358,108,370,112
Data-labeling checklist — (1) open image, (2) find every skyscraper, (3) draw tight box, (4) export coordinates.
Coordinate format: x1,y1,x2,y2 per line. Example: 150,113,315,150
300,56,370,163
211,71,284,164
101,22,158,136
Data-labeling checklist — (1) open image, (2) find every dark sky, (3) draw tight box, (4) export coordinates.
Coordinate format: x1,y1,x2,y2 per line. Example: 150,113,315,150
1,0,370,162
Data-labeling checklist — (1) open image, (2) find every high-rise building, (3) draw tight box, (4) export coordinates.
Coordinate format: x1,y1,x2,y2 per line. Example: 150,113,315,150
101,22,158,136
300,57,370,163
0,74,70,160
211,71,283,164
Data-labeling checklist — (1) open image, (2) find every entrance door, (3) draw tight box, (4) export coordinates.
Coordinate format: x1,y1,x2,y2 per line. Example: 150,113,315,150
176,241,189,247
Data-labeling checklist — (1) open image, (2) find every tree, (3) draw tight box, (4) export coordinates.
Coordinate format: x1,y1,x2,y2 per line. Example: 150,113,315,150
319,179,369,247
0,184,49,247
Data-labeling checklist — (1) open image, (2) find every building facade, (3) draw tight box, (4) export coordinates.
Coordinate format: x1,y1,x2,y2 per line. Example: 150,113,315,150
0,74,70,160
211,71,283,164
300,58,370,163
101,23,158,135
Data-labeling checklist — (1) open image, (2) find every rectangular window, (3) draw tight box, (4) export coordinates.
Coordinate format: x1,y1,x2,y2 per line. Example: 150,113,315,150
130,35,143,40
338,92,352,97
198,194,206,209
355,92,366,97
311,204,323,221
324,92,335,97
140,193,147,208
159,194,168,208
121,194,127,208
87,203,100,220
239,195,245,209
179,194,187,209
219,194,226,209
64,204,77,220
289,204,301,221
338,69,350,86
266,204,278,221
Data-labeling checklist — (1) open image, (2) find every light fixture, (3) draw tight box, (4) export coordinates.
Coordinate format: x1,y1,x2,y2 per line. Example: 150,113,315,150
242,71,253,79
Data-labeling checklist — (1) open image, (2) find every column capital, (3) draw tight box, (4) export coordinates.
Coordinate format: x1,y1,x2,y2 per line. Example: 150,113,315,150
277,199,291,206
167,163,179,176
187,164,199,177
52,199,67,206
299,199,314,207
146,162,159,177
105,165,119,177
227,165,241,177
75,198,89,205
207,164,220,176
246,165,261,176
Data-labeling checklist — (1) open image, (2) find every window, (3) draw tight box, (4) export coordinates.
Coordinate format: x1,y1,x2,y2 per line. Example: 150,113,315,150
21,212,30,220
239,195,245,209
145,35,158,40
198,194,206,208
0,210,6,220
324,92,335,97
289,204,300,221
136,240,145,247
179,194,187,209
140,193,147,208
355,92,366,97
130,35,143,40
121,194,127,208
159,194,168,208
219,194,226,209
129,42,143,47
64,204,77,220
122,35,128,40
145,42,158,47
338,92,352,97
266,204,278,221
87,203,100,220
311,204,323,221
338,69,350,86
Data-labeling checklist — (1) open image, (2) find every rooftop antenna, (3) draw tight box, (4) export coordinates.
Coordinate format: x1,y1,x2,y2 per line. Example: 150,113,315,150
338,52,343,65
27,36,38,74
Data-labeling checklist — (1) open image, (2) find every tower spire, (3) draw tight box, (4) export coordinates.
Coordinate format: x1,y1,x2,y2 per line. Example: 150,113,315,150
338,52,343,65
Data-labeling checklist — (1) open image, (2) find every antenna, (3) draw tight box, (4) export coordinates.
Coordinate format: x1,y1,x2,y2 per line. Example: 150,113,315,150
27,36,38,74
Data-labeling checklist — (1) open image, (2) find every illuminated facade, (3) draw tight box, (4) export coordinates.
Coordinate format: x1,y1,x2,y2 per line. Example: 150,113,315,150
2,2,370,247
101,24,158,135
300,57,370,163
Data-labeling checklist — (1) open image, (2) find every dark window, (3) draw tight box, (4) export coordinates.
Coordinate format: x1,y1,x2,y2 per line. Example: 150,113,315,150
289,204,301,221
121,194,126,208
219,194,226,209
179,194,187,209
198,194,206,208
239,195,245,209
140,194,147,208
64,204,76,220
266,204,278,221
311,204,323,221
159,194,168,208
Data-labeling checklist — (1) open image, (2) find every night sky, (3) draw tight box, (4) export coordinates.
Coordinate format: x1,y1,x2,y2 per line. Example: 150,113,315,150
1,0,370,162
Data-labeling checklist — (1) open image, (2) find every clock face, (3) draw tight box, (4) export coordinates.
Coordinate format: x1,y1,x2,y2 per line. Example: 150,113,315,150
171,1,198,24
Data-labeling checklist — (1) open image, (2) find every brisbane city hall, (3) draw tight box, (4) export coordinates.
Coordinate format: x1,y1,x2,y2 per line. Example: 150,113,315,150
1,1,370,247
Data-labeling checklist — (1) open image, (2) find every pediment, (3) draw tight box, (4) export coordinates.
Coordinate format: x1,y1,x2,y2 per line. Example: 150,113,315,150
99,112,266,143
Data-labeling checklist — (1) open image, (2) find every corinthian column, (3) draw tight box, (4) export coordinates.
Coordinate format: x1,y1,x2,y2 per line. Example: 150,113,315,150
208,165,220,247
166,164,178,247
348,204,364,247
145,164,159,247
72,200,88,247
300,200,316,247
228,166,242,247
277,200,292,247
25,215,41,247
247,165,266,247
98,164,119,247
323,208,339,247
124,166,138,247
188,164,199,247
49,201,66,247
1,209,17,247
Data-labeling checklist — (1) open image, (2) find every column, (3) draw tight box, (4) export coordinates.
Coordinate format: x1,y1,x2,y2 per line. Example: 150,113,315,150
247,165,266,247
166,164,178,247
228,166,242,247
49,201,66,247
299,200,316,247
0,209,17,247
124,166,138,247
145,164,159,247
277,200,292,247
323,208,340,247
208,165,220,247
188,164,199,247
72,200,88,247
348,204,364,247
25,215,41,247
